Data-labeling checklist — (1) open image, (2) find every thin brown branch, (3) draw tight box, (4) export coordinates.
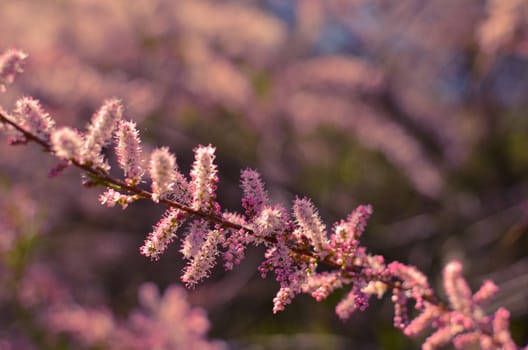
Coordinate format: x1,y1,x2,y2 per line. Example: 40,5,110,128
0,109,446,310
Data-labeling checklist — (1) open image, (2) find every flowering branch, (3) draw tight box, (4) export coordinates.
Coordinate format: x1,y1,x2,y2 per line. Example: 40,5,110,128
0,49,525,350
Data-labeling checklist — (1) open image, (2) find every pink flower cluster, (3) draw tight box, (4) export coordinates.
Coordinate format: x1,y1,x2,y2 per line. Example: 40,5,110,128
0,49,27,92
0,48,526,349
18,266,224,349
395,261,519,349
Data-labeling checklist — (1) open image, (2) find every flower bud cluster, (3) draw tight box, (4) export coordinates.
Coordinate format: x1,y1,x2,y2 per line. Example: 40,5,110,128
83,99,123,170
13,97,56,141
54,100,122,171
51,127,84,160
115,120,143,185
336,285,369,320
190,145,219,213
398,261,521,350
221,211,250,270
99,188,137,209
181,229,223,287
293,197,330,258
330,204,372,267
181,219,209,259
240,168,268,218
149,147,176,202
140,208,187,261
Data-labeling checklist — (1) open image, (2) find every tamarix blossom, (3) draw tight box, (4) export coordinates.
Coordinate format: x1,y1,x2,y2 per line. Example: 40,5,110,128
0,47,526,350
140,208,187,260
190,144,219,213
0,49,27,92
115,120,144,185
240,168,268,219
149,147,176,202
293,197,330,258
82,98,123,169
13,97,55,141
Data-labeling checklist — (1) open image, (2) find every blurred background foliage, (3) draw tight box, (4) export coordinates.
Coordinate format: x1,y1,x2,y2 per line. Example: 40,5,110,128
0,0,527,349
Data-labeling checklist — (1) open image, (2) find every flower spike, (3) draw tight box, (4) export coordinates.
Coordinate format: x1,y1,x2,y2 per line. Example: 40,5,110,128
83,98,123,168
140,208,187,261
0,47,525,349
13,97,55,140
293,197,329,258
0,49,27,92
115,120,144,185
51,127,83,160
149,147,176,203
190,145,219,213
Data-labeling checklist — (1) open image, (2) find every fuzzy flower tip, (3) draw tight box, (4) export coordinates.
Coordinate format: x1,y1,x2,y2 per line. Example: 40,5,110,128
0,49,27,92
302,271,342,302
253,206,286,239
293,197,329,258
51,127,84,160
168,171,192,205
190,145,219,212
181,229,223,288
273,287,293,314
83,98,123,162
492,308,517,349
240,168,268,219
149,147,176,202
403,304,439,337
336,289,357,320
423,326,455,350
14,97,55,140
346,204,373,239
99,188,136,209
443,261,472,314
115,120,143,185
140,208,187,261
472,279,499,305
335,287,369,320
181,220,209,259
388,261,432,309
